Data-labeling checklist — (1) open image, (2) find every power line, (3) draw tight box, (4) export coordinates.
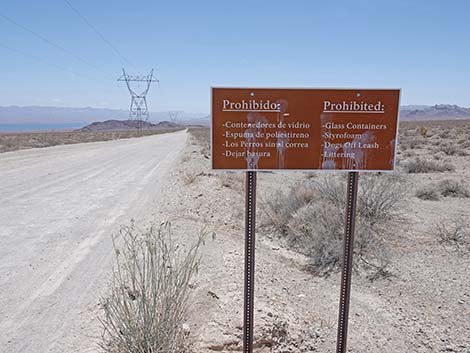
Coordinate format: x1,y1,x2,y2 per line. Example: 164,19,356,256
0,13,111,79
62,0,134,68
0,42,101,82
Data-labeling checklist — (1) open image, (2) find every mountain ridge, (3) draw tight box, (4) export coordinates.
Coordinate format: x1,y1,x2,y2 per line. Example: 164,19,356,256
77,120,182,132
1,104,469,126
0,105,208,125
400,104,470,120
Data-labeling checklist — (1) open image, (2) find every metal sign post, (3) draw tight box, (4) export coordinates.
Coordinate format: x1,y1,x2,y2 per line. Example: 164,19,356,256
243,171,257,353
336,171,359,353
211,87,400,352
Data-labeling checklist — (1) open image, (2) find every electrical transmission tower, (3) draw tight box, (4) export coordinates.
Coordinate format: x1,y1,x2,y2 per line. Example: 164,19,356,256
168,111,179,124
118,68,158,130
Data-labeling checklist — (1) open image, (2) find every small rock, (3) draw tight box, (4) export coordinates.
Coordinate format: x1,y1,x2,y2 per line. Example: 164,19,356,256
207,290,220,299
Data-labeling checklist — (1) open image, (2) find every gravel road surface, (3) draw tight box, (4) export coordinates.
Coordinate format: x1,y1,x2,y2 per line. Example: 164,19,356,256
0,130,187,353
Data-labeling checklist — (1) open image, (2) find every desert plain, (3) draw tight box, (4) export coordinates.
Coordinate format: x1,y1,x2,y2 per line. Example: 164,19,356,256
0,120,469,353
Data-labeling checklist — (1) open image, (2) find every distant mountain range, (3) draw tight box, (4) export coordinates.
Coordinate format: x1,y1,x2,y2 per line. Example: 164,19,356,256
0,106,209,127
400,104,470,120
78,120,182,132
0,104,469,131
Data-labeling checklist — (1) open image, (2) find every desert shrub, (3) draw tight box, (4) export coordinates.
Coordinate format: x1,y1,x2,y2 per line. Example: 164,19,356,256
263,183,317,229
287,201,343,271
398,136,423,151
274,175,407,276
99,221,204,353
408,138,425,149
419,126,428,138
181,168,200,185
404,129,417,137
439,144,469,156
437,179,470,198
188,128,210,157
430,137,441,146
416,185,440,201
403,158,455,173
402,150,416,158
433,152,446,160
218,172,244,190
432,214,470,250
303,171,318,179
439,130,451,139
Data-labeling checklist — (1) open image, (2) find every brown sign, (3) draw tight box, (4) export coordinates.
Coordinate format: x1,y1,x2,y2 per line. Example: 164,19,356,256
211,88,400,171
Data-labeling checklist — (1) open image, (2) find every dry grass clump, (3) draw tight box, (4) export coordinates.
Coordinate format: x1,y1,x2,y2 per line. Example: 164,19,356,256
432,152,446,160
418,126,428,138
286,201,343,272
402,150,416,159
265,175,407,276
399,137,424,151
416,186,441,201
181,168,201,185
408,139,425,150
402,158,455,173
439,130,452,139
188,128,210,157
99,221,204,353
429,136,442,147
437,179,470,198
461,139,470,149
432,214,470,251
416,180,469,200
438,144,469,156
263,183,317,230
218,172,244,190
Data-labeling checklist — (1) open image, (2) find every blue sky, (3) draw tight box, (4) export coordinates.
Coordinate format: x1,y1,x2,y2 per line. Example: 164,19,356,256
0,0,469,113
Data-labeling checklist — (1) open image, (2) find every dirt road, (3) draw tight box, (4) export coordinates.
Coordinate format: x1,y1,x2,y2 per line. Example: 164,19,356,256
0,130,187,353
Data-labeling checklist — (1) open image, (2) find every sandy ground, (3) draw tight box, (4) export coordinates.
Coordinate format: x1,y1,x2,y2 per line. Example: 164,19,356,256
157,128,470,352
0,130,187,353
1,125,469,353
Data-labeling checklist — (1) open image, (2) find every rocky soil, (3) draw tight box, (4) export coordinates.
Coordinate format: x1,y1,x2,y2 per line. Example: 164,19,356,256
157,124,470,352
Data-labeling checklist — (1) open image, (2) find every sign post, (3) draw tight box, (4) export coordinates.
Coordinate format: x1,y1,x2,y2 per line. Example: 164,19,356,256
336,171,359,353
243,171,257,353
211,87,400,353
